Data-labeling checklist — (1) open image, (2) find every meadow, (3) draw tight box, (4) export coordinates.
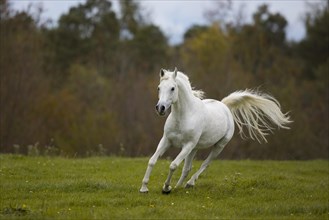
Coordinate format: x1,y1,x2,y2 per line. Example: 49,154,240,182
0,154,328,219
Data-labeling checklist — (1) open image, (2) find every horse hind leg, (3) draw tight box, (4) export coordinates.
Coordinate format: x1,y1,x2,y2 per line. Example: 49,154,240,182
185,139,229,188
175,148,198,188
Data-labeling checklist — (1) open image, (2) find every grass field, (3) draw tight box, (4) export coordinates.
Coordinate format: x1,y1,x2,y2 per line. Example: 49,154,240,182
0,155,328,219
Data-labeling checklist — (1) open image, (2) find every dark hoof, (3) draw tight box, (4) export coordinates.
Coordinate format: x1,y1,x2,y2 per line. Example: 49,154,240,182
162,185,172,194
162,189,171,194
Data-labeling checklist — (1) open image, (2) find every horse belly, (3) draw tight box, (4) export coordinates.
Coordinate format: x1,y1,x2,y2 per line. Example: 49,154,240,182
197,100,230,148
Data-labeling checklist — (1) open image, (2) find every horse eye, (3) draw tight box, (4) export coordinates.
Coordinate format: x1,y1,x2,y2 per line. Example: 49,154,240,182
157,87,160,91
171,87,175,92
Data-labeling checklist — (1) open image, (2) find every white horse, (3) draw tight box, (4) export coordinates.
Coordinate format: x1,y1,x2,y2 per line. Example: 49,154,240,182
140,68,291,194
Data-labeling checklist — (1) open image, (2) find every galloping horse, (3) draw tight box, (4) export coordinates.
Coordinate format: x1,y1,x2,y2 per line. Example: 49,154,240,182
140,68,291,194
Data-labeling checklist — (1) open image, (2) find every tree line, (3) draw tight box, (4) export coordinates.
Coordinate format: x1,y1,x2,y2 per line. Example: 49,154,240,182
0,0,328,159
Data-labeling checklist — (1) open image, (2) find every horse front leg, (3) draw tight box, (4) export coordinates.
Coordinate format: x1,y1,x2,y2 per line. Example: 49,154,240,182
140,137,170,193
162,142,196,194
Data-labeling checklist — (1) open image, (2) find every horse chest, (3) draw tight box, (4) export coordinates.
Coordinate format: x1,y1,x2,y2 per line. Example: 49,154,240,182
164,118,199,148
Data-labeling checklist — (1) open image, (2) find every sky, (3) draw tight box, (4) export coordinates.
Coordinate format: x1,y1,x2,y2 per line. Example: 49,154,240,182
11,0,318,45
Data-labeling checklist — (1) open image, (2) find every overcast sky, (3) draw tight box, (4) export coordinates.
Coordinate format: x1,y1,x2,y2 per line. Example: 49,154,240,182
11,0,318,45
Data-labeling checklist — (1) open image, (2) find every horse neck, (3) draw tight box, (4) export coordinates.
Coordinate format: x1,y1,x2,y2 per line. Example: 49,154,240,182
172,78,196,116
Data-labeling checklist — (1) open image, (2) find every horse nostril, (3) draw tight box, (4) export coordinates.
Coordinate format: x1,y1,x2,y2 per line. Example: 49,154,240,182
160,105,165,112
155,104,159,111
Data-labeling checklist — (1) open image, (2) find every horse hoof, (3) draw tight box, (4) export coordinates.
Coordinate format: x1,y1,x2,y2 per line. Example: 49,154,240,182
162,189,171,194
139,186,149,193
162,185,172,194
185,183,194,188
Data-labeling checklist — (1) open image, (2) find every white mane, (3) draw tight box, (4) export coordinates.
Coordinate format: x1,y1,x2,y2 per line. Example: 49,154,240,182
162,70,205,100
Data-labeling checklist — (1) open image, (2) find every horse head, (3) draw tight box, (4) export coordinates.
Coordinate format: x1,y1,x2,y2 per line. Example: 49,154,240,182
156,68,178,116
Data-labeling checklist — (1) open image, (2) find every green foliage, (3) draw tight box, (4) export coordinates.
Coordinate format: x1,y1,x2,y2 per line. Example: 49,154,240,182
0,155,328,219
183,24,209,40
252,4,287,46
229,4,288,80
130,25,168,70
298,3,329,76
39,64,121,156
183,24,229,74
119,0,143,35
46,0,120,73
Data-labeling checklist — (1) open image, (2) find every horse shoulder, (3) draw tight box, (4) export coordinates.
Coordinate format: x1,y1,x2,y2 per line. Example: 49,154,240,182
164,110,203,147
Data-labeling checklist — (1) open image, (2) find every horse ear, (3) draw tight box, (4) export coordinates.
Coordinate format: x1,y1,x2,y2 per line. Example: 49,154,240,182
173,67,178,79
160,69,165,78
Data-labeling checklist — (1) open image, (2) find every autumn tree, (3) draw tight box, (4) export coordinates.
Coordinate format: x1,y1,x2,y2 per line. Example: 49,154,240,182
0,1,50,152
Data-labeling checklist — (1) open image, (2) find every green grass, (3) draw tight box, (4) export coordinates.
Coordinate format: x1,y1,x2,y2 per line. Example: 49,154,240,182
0,155,328,219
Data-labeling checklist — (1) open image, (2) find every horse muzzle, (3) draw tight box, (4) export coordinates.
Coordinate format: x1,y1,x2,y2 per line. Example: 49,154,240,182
155,103,169,116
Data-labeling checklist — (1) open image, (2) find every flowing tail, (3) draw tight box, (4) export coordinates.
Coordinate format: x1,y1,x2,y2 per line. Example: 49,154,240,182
221,89,292,143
